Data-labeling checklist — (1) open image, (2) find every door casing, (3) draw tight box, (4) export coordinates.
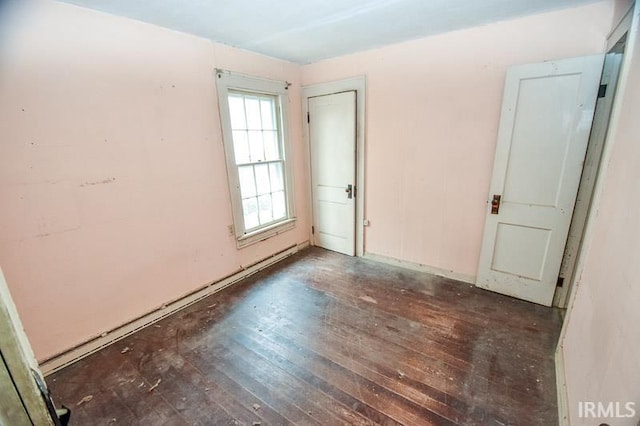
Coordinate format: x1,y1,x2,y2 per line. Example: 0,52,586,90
302,77,366,256
0,268,54,425
555,3,637,424
554,51,624,307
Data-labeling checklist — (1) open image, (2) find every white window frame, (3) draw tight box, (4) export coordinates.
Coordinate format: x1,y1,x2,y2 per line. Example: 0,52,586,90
216,70,296,248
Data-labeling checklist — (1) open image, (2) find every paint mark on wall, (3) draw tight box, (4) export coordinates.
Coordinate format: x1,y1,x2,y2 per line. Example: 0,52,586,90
80,177,116,187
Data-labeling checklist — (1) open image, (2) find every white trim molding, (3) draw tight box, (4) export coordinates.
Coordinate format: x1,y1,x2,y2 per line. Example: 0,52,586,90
302,76,366,257
39,241,309,376
0,268,54,424
607,2,635,51
363,252,476,285
555,344,570,426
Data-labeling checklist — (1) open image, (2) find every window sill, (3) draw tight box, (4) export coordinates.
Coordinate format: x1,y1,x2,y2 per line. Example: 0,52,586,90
236,218,296,248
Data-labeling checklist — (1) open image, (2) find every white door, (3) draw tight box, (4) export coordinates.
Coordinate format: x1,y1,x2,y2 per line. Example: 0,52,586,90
308,91,356,256
476,55,604,306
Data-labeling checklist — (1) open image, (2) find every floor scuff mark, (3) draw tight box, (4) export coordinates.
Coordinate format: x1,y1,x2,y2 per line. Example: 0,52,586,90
148,378,161,392
359,295,377,304
76,395,93,406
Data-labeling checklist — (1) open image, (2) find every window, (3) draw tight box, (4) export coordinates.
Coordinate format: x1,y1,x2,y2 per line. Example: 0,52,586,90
216,71,295,246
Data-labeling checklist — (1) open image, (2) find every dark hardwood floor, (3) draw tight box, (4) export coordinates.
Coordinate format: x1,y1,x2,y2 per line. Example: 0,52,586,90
47,247,562,425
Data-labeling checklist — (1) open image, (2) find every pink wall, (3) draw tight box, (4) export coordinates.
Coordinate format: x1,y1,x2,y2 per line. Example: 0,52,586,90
561,3,640,424
0,1,308,361
301,2,613,280
612,0,634,25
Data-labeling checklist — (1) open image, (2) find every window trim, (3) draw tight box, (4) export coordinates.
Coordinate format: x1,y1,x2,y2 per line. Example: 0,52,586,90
216,70,296,248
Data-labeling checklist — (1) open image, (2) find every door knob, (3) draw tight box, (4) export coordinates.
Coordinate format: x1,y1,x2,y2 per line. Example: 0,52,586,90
491,194,501,214
345,184,353,199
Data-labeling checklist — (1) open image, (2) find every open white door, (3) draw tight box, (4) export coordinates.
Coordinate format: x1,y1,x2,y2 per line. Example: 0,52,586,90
476,55,604,306
308,91,356,256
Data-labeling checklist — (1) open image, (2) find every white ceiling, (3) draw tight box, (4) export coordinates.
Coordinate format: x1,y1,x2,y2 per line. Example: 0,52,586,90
59,0,601,64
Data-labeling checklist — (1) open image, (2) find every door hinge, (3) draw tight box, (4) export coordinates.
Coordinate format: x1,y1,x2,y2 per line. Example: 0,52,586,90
311,226,315,234
598,84,607,98
307,112,310,123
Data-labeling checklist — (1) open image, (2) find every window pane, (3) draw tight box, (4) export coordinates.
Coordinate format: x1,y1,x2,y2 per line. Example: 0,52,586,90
258,194,273,224
238,166,256,198
254,163,270,196
232,131,250,164
260,98,276,130
269,162,284,191
272,190,286,220
223,85,289,235
263,131,279,161
242,197,259,230
248,131,264,162
244,96,261,130
228,95,246,129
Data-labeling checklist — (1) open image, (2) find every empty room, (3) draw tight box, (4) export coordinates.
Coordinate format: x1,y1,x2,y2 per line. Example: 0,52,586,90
0,0,639,425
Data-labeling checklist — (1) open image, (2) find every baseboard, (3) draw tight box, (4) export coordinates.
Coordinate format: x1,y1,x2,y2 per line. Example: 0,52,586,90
39,241,309,376
297,240,310,251
362,252,476,285
555,345,570,425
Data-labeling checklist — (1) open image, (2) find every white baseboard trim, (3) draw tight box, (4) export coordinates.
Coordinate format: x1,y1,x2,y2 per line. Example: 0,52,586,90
39,241,309,376
362,252,476,285
555,345,570,425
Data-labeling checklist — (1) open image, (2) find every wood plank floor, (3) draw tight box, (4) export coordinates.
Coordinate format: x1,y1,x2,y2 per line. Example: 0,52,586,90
47,247,562,425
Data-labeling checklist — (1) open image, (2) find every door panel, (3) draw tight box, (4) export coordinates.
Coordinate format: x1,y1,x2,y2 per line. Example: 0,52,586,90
309,91,356,256
502,74,582,207
476,55,604,306
491,223,551,280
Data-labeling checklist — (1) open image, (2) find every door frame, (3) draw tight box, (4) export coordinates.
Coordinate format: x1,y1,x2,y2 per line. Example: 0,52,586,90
0,267,54,425
553,51,624,307
555,2,637,424
302,77,366,256
554,4,635,309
